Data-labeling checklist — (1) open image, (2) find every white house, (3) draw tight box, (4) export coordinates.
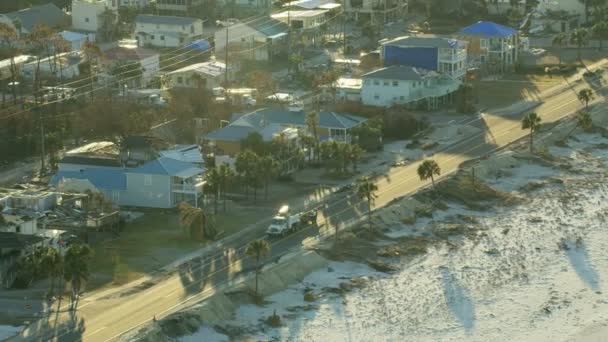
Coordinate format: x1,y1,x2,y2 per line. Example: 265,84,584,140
60,30,95,52
343,0,407,24
101,42,160,87
360,65,461,110
271,10,328,46
537,0,587,20
21,52,83,80
135,15,203,48
71,0,118,35
334,77,362,102
165,61,235,90
156,0,204,13
118,0,150,7
0,215,38,235
215,17,289,62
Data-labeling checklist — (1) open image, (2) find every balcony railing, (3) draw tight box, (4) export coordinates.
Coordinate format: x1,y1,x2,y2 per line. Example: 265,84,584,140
172,180,205,193
438,50,467,61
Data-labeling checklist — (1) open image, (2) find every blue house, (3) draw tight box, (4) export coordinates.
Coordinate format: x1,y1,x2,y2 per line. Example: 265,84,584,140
381,36,468,80
51,156,205,209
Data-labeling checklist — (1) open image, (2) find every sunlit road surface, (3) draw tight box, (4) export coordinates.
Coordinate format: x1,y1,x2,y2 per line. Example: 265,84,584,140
15,66,605,342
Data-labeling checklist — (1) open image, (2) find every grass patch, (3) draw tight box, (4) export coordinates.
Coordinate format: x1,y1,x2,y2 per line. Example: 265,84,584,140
414,206,434,218
89,205,273,290
402,215,416,225
436,174,519,209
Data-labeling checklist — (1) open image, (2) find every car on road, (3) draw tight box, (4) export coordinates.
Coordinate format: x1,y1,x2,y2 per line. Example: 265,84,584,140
266,205,318,238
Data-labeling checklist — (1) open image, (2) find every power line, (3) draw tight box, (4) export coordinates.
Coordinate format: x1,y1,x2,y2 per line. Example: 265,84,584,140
0,9,348,121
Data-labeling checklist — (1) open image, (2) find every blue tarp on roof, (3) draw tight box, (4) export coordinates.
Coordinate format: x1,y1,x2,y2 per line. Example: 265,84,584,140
460,21,517,37
50,169,127,191
185,39,212,52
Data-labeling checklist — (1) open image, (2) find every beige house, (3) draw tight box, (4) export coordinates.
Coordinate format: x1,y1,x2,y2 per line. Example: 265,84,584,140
165,61,236,90
343,0,407,24
214,17,288,62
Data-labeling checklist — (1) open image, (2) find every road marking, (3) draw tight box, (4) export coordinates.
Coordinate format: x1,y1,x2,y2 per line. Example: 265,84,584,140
87,326,106,336
50,74,605,342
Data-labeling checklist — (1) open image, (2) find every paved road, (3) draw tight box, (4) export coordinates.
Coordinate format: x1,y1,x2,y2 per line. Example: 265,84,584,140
13,63,607,342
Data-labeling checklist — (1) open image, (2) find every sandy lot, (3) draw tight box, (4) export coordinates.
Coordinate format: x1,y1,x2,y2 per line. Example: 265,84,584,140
178,127,608,342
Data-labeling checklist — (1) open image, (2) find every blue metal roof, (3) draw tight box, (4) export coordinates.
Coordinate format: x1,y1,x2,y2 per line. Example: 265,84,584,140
460,21,517,37
129,157,203,177
50,169,127,191
204,108,367,142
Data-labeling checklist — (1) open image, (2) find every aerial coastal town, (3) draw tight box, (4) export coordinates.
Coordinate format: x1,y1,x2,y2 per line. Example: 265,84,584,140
1,0,608,341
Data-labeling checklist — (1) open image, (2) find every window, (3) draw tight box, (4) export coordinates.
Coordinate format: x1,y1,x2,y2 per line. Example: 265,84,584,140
363,79,370,85
144,175,152,186
399,96,404,100
177,76,183,84
182,25,186,31
383,81,389,86
392,81,398,87
190,25,194,34
374,94,380,100
85,17,90,23
373,80,379,85
179,37,185,44
412,82,416,88
160,35,165,41
480,39,488,49
151,35,155,40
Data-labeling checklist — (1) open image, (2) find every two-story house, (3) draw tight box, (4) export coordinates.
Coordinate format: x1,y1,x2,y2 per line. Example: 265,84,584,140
344,0,407,24
381,36,468,80
0,3,69,39
165,61,236,90
271,10,329,47
135,15,204,48
360,65,461,110
71,0,118,40
156,0,204,13
203,108,367,156
458,21,520,73
215,17,289,62
51,141,205,208
101,42,160,88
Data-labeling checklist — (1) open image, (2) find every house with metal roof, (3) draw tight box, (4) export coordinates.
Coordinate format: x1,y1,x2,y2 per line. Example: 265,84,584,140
360,65,461,109
380,36,468,80
0,3,69,38
165,61,236,91
202,108,367,155
135,15,204,48
52,139,205,208
215,17,289,62
458,21,520,73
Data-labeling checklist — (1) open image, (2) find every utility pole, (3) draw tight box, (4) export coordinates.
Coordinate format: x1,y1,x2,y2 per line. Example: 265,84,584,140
342,0,347,55
224,25,229,86
36,108,46,174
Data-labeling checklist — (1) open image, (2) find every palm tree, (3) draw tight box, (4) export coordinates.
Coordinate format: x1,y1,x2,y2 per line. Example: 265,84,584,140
552,33,568,66
235,150,259,200
0,205,6,226
0,23,20,105
417,159,441,189
593,21,608,50
521,112,542,152
356,178,378,229
82,41,102,101
40,247,63,299
577,88,594,109
63,243,92,311
306,111,320,163
217,163,235,212
258,155,279,200
348,144,364,172
178,202,216,241
570,28,589,63
246,239,270,296
568,110,593,137
205,167,221,214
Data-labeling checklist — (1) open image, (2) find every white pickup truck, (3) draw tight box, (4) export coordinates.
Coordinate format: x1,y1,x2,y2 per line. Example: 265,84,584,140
266,205,318,238
266,205,301,237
